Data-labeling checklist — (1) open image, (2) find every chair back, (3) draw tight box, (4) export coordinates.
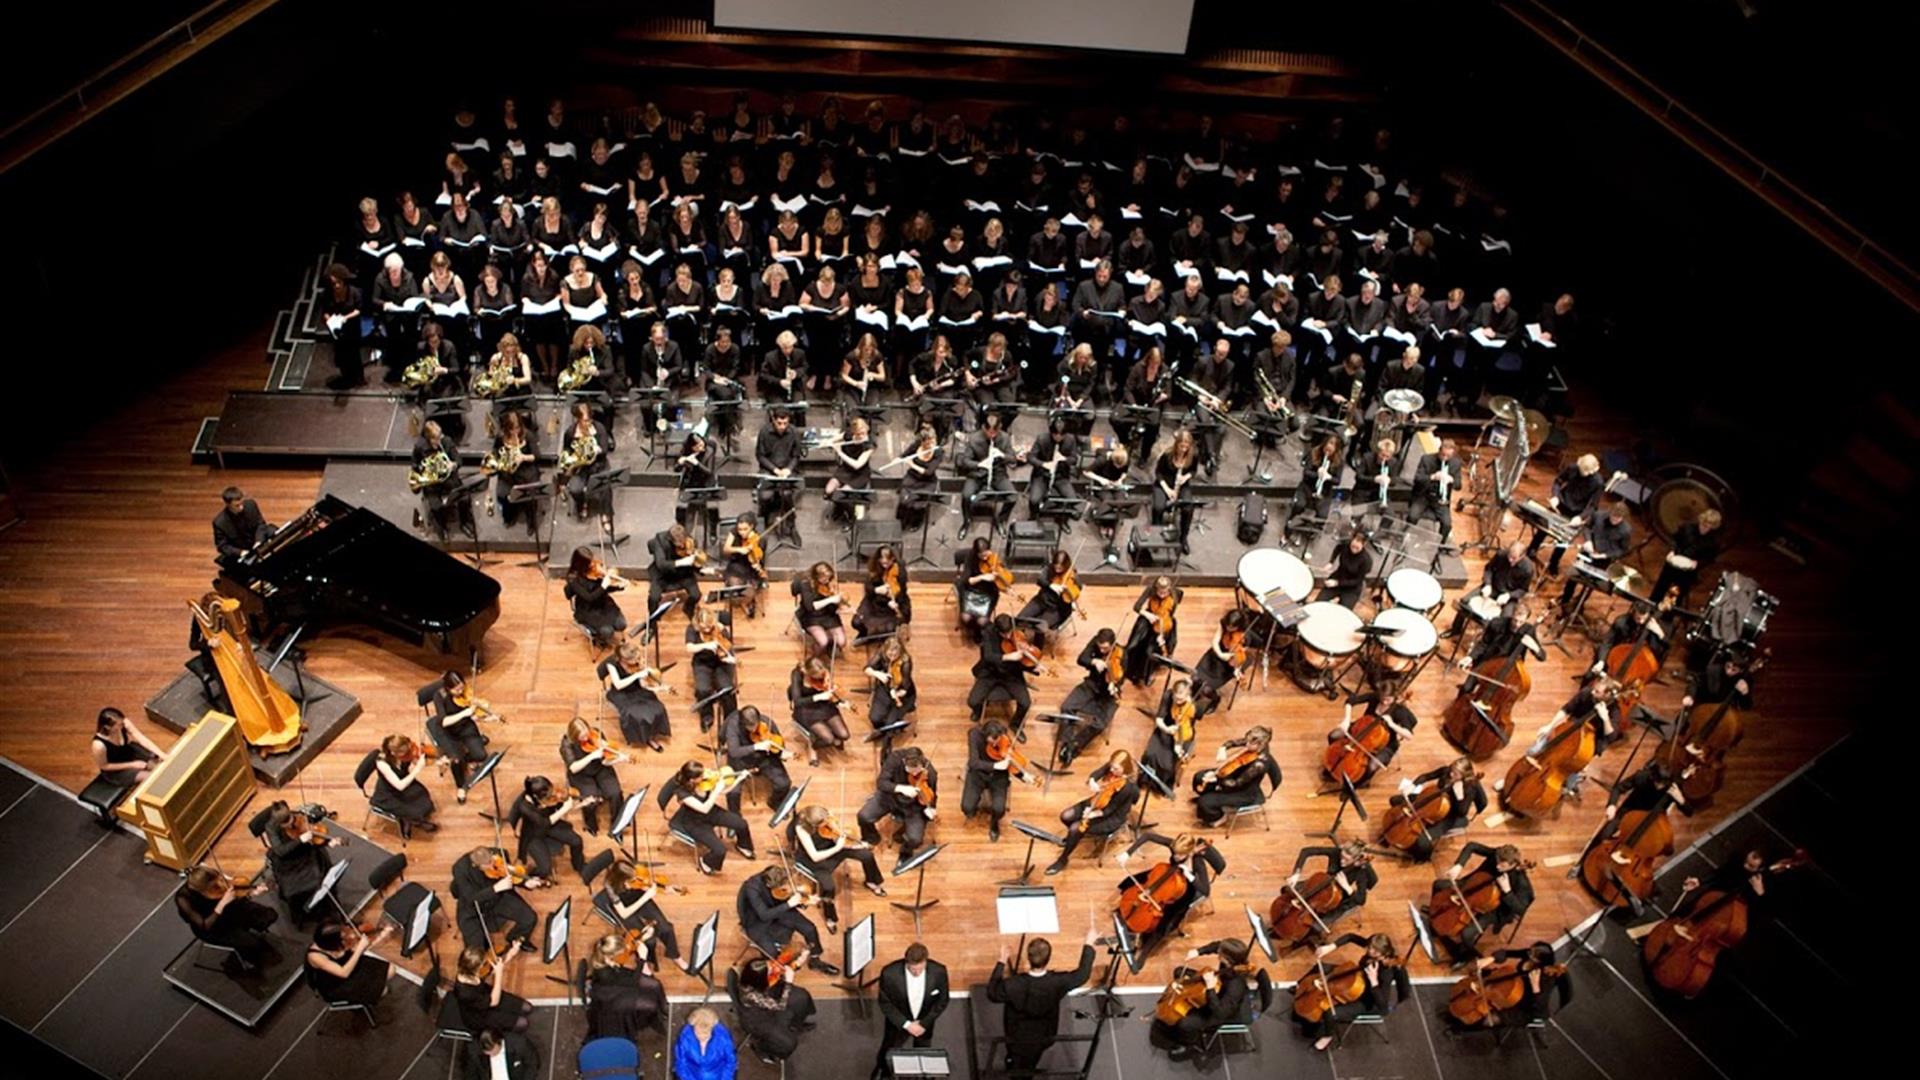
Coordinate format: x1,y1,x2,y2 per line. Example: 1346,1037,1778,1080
352,749,381,791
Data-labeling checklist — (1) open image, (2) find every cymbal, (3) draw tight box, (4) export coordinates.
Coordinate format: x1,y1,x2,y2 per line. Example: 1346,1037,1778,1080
1488,395,1523,423
1608,564,1647,592
1522,410,1549,449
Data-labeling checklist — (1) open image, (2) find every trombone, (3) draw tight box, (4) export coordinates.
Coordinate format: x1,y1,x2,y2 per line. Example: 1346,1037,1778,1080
1176,377,1258,440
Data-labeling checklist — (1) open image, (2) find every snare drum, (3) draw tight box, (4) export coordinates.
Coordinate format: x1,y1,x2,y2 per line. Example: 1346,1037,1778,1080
1385,568,1443,615
1294,602,1365,670
1368,607,1437,673
1237,547,1314,604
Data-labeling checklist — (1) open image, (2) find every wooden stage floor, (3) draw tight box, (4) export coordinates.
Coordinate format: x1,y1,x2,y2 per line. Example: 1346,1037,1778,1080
0,329,1854,1007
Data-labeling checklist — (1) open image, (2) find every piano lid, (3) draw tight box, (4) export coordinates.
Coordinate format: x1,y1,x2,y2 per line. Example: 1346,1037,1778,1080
240,495,501,634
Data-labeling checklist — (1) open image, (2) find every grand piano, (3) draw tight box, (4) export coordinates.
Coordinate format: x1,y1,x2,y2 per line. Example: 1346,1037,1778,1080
218,495,502,663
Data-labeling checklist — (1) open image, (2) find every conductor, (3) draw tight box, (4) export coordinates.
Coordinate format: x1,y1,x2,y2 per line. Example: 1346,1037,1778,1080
986,923,1099,1077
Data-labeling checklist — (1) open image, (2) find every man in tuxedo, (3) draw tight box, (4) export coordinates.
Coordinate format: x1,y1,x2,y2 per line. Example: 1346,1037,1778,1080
872,942,951,1078
647,522,703,618
465,1030,540,1080
213,487,273,564
986,926,1098,1077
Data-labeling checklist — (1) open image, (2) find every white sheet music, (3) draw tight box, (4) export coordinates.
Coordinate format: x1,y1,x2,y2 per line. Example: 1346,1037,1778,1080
629,247,664,265
429,299,470,318
1470,328,1508,348
963,199,1002,214
770,194,808,214
1526,323,1555,347
565,298,608,322
1026,320,1065,336
580,241,619,262
1120,207,1143,220
1128,320,1167,337
972,255,1013,271
1215,268,1250,284
1299,322,1333,343
855,308,890,330
1123,270,1151,288
1219,323,1255,337
383,296,427,312
897,313,930,332
996,892,1060,934
1262,269,1294,290
935,262,967,277
1060,214,1088,229
521,297,562,316
546,141,577,159
582,183,619,197
324,313,346,334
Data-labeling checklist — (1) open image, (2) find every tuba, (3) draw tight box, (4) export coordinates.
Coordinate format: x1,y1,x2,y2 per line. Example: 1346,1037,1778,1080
407,450,455,492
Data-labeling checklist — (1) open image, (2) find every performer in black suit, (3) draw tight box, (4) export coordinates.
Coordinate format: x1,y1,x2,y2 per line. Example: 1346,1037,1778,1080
871,943,951,1079
985,928,1098,1077
213,487,272,563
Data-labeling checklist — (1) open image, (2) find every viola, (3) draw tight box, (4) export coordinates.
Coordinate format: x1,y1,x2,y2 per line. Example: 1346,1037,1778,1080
908,767,938,808
1379,782,1453,855
1145,592,1177,637
764,943,805,983
284,811,332,846
1498,711,1598,819
1440,638,1532,758
693,765,754,797
1103,648,1127,695
624,863,687,896
482,854,533,884
611,924,656,966
1053,568,1084,606
883,563,905,612
1267,873,1345,948
1168,701,1197,748
986,732,1040,785
1579,797,1676,909
981,551,1015,591
674,535,710,567
1080,770,1127,829
769,875,819,903
1001,628,1046,671
750,716,786,754
1222,627,1247,670
1447,959,1564,1027
1117,860,1189,935
1322,713,1392,785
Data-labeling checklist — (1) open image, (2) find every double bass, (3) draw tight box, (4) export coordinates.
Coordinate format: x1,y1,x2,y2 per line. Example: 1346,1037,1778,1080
1498,708,1598,819
1601,588,1677,723
1447,957,1563,1027
1640,850,1805,998
1660,652,1763,806
1579,791,1676,909
1440,635,1532,758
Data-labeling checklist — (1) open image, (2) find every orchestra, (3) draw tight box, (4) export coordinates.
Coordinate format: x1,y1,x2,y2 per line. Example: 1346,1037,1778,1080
71,90,1830,1080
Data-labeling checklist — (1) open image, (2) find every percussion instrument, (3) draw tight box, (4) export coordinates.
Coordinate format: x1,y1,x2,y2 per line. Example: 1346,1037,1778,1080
1385,568,1443,615
1237,547,1313,604
1381,388,1425,416
1487,396,1523,425
1643,462,1736,545
1294,602,1365,671
1367,607,1436,674
1691,572,1778,651
1517,499,1578,543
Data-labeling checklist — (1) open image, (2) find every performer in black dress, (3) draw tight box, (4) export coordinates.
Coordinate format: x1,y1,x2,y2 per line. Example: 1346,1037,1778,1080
508,775,591,881
454,942,535,1035
1055,629,1123,768
599,640,671,751
1045,750,1140,876
658,760,757,875
305,920,393,1009
364,738,437,840
1192,726,1282,825
565,546,630,648
560,716,626,834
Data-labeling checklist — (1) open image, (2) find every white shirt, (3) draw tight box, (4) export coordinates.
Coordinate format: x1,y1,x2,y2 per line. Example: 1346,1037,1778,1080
906,967,927,1019
489,1049,511,1080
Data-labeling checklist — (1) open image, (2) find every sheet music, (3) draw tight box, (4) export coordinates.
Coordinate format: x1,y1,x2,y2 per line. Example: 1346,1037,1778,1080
564,298,608,322
521,297,562,316
996,891,1060,934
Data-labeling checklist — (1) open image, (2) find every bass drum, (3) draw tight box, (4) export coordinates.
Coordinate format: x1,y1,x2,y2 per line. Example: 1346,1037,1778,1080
1645,463,1738,547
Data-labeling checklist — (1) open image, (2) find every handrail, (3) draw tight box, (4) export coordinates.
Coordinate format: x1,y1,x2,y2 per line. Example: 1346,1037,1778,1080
0,0,279,175
1499,0,1918,313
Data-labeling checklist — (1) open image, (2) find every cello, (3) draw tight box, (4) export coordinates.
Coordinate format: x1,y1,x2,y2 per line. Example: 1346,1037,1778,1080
1378,781,1453,857
1426,858,1533,951
1155,965,1218,1025
1322,711,1394,786
1267,848,1370,949
1579,790,1676,909
1440,633,1532,759
1117,860,1190,936
1660,651,1763,806
1291,957,1367,1025
1497,703,1600,819
1447,956,1564,1027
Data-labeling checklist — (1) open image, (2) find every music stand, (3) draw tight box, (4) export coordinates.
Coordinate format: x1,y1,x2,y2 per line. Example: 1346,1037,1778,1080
679,486,726,549
609,786,649,863
1003,821,1066,887
506,481,556,567
757,476,805,555
637,598,677,665
466,750,509,847
865,720,912,767
1130,760,1173,838
835,489,880,562
1307,774,1367,842
628,387,672,464
769,775,811,829
307,856,354,918
585,467,630,558
839,913,880,994
887,1049,951,1077
689,910,720,1000
1092,910,1138,1013
1408,900,1439,963
901,490,948,569
961,490,1017,542
707,397,745,464
1246,903,1277,962
541,897,575,1001
995,883,1059,981
889,842,946,937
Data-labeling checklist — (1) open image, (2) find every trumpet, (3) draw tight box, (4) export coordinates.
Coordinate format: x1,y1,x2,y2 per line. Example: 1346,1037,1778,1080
407,450,456,492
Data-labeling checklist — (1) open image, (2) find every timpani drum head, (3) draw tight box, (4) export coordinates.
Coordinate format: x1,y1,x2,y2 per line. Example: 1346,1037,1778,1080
1297,602,1365,658
1386,568,1443,613
1370,606,1438,659
1237,547,1314,604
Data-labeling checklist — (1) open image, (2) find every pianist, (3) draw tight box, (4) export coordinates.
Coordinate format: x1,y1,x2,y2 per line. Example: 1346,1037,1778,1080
213,487,273,564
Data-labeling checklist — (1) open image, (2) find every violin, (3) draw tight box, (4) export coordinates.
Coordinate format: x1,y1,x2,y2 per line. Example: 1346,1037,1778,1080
986,732,1041,786
1447,958,1564,1027
741,529,767,579
764,942,806,983
1322,712,1392,786
805,669,850,709
769,875,819,904
482,854,533,885
886,655,910,702
1144,592,1177,638
611,923,656,966
625,865,688,896
1117,860,1189,935
1266,873,1346,949
576,725,628,765
1101,647,1126,696
587,558,634,590
907,766,938,808
1078,770,1127,830
980,551,1015,591
693,765,755,797
1154,965,1217,1024
1192,743,1259,794
1440,635,1532,758
749,715,787,755
1001,627,1047,672
1378,781,1454,855
450,686,497,720
283,811,332,846
1498,709,1598,819
1640,850,1807,998
1426,862,1532,944
674,534,711,568
1221,627,1247,671
1579,793,1676,909
539,784,600,810
397,740,441,766
1602,589,1677,723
